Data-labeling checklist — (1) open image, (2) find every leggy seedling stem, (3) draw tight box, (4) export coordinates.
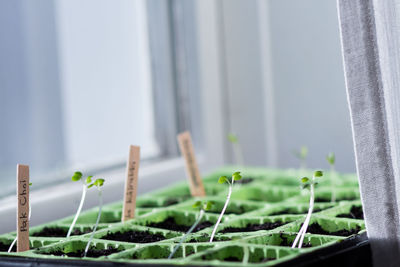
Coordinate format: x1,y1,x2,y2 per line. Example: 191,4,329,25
326,153,336,202
168,201,213,259
227,133,244,166
293,146,308,170
292,170,323,249
209,171,242,243
84,178,105,257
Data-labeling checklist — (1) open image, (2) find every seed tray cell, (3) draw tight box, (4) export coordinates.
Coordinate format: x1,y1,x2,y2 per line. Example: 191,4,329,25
176,197,266,216
280,215,365,237
241,232,344,250
108,243,216,262
80,223,182,244
189,244,300,266
130,209,220,234
213,215,302,235
28,239,135,259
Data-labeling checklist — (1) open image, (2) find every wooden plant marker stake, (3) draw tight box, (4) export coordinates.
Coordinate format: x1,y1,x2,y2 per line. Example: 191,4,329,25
17,164,30,252
177,131,206,197
122,145,140,222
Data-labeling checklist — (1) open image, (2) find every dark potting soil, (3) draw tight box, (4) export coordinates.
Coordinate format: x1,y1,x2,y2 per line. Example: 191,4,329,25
0,242,15,252
268,206,329,216
186,234,231,243
315,196,357,202
220,221,284,233
336,206,364,220
302,223,361,237
49,247,119,258
279,233,312,248
31,227,91,237
101,230,166,243
147,217,213,232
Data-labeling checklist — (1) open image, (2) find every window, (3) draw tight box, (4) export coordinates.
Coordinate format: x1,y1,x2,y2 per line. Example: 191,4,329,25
0,0,159,197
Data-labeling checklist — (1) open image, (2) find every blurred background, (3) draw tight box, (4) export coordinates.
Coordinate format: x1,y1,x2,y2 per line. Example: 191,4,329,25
0,0,354,199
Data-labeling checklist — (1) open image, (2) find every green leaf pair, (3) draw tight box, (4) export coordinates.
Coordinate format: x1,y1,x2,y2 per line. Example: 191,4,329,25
218,171,242,184
71,171,105,188
300,170,323,190
192,200,215,211
326,152,335,165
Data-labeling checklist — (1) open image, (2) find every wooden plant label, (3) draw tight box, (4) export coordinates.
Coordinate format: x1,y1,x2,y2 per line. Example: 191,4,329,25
17,164,30,252
122,145,140,222
177,131,206,197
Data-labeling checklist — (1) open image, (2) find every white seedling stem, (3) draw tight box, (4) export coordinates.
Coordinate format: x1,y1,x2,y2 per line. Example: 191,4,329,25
233,143,244,167
8,203,31,253
292,176,315,249
330,166,336,202
209,179,234,243
84,188,103,257
67,184,87,238
168,209,205,259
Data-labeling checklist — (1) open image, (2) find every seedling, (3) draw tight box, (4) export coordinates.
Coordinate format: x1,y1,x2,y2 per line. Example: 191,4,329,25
8,182,32,253
209,171,242,242
168,200,214,259
227,133,244,166
292,170,323,249
66,172,99,238
84,178,105,257
293,146,308,170
326,152,336,202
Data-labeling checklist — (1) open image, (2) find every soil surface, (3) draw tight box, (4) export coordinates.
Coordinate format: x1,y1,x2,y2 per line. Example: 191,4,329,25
186,234,231,243
336,206,364,220
50,247,119,258
148,217,213,232
31,227,91,237
101,230,166,243
303,223,361,236
315,196,357,202
0,242,15,252
220,221,284,233
268,206,329,216
279,233,312,248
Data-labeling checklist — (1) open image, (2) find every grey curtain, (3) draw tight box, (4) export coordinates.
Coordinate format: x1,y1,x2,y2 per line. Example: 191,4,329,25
337,0,400,266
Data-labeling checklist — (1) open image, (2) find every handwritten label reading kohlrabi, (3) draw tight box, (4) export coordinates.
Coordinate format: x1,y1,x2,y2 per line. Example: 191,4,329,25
177,131,205,197
17,164,30,252
122,145,140,222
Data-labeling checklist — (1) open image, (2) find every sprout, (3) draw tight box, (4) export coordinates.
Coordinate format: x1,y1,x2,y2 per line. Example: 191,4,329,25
293,146,308,169
292,170,323,249
168,201,214,259
326,152,336,202
209,171,242,242
66,172,100,238
227,133,244,166
8,183,33,253
84,178,105,257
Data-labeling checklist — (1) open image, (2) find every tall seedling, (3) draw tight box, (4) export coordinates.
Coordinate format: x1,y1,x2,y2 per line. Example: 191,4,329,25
293,146,308,170
209,171,242,242
67,172,99,238
84,178,105,257
168,201,214,259
326,152,336,202
292,170,323,249
227,133,244,166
